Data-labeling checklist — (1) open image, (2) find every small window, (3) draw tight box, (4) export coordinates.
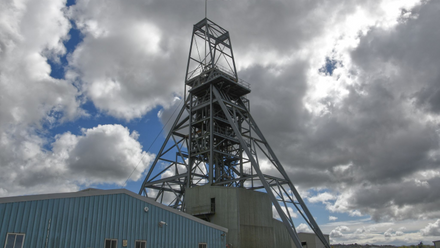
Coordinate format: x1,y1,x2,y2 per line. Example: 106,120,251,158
104,239,117,248
4,233,25,248
135,240,146,248
199,243,207,248
210,198,215,213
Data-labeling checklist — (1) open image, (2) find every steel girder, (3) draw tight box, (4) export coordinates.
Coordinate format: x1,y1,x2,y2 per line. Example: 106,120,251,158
139,18,330,248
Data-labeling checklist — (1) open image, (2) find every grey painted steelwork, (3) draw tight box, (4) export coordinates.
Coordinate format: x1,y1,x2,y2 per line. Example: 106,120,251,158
139,18,330,248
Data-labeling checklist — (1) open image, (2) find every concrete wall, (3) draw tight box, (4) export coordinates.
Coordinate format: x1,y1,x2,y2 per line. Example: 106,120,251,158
434,241,440,248
185,185,292,248
298,233,330,248
237,188,274,248
185,185,241,246
273,219,295,248
185,185,330,248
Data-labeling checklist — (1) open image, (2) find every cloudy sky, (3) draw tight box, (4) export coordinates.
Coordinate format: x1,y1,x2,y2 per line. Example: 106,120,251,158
1,0,440,245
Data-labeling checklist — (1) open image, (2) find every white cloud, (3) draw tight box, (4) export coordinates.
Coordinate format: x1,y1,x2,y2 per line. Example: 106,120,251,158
0,0,81,131
0,124,153,197
66,0,185,120
384,228,395,237
350,210,363,217
329,216,338,221
308,192,336,204
0,0,84,196
273,205,298,220
63,124,154,184
322,219,439,245
297,223,313,233
420,219,440,236
239,0,440,227
326,189,354,214
330,226,350,238
383,227,406,237
354,227,366,235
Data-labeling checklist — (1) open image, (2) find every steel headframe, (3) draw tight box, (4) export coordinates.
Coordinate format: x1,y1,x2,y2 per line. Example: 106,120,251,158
139,18,330,248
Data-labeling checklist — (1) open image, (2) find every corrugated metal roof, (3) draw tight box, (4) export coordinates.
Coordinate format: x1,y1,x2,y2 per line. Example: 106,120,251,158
0,188,228,233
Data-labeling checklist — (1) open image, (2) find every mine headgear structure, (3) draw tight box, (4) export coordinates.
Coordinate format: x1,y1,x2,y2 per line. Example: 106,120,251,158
139,18,330,248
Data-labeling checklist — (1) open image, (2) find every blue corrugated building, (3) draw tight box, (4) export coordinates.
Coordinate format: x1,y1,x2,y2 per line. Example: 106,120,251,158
0,188,228,248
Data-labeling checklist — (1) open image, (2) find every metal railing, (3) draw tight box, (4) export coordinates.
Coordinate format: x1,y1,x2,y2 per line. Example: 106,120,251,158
187,65,250,89
191,204,215,215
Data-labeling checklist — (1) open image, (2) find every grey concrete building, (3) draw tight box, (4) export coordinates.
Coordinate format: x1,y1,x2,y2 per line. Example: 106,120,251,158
297,232,330,248
185,185,329,248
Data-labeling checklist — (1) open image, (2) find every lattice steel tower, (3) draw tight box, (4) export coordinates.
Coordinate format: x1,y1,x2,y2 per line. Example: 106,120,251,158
139,18,330,248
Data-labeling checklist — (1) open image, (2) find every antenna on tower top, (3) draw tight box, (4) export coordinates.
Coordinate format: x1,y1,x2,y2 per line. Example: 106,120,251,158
204,0,208,68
